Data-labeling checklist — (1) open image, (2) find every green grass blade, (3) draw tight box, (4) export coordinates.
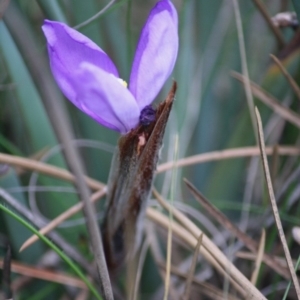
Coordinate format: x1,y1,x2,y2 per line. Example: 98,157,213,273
0,203,102,300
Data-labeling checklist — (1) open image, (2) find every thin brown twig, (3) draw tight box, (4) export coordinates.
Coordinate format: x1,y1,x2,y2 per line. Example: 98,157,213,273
232,0,257,143
183,179,290,279
250,229,265,285
146,224,179,299
158,261,240,300
251,0,285,47
236,251,299,269
164,135,179,300
236,251,262,260
157,146,300,173
0,153,103,190
163,203,173,300
2,143,300,268
233,72,300,129
255,107,300,299
181,234,203,300
0,259,88,290
270,54,300,101
0,145,298,186
150,190,267,299
132,239,149,300
20,188,107,252
270,145,279,186
147,206,246,297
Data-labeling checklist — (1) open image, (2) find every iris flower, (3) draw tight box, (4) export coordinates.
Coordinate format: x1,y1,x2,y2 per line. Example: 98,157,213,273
42,0,178,134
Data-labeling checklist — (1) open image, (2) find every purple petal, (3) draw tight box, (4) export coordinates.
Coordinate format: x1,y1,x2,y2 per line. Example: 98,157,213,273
42,20,119,102
129,0,178,110
69,63,140,134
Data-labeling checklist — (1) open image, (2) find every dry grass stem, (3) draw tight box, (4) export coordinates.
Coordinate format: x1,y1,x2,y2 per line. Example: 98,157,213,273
157,146,300,173
19,188,107,252
270,145,279,185
250,229,265,285
146,224,179,299
0,153,104,190
184,179,290,279
1,146,299,186
126,250,138,300
147,207,246,297
158,262,240,300
270,54,300,101
163,134,178,300
181,233,203,300
255,107,300,299
0,259,88,290
163,217,173,300
251,0,285,47
150,192,267,299
14,147,49,175
1,134,298,296
236,251,300,269
233,72,300,129
233,0,257,142
132,240,149,300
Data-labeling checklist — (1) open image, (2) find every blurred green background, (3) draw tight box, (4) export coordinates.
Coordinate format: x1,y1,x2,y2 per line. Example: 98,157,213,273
0,0,300,299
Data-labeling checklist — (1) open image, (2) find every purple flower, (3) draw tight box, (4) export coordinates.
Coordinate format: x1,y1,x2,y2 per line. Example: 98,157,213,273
42,0,178,134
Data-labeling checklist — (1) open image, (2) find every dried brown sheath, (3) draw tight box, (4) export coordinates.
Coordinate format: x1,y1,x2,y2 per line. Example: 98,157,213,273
102,82,177,271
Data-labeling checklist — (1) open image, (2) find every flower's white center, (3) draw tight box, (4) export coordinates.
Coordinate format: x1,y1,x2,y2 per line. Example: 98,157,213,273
117,78,128,88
